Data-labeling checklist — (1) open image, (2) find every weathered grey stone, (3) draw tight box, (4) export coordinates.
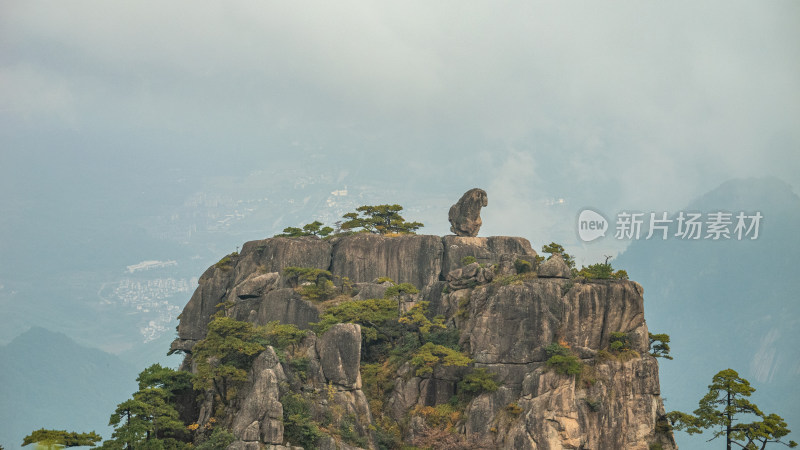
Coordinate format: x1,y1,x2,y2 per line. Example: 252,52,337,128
177,262,238,341
254,288,320,330
462,279,648,364
331,234,443,289
230,349,284,444
241,421,260,441
232,272,280,299
252,347,287,382
316,323,362,388
317,435,367,450
421,281,450,318
352,282,389,300
386,364,422,421
261,417,284,445
446,262,494,290
227,441,261,450
500,356,673,450
169,338,197,354
177,237,330,342
448,188,488,237
418,377,458,406
538,254,571,278
234,236,332,285
441,235,538,275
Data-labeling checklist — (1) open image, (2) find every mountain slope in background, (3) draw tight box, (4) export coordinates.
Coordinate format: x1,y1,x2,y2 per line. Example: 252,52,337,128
0,327,139,450
615,177,800,450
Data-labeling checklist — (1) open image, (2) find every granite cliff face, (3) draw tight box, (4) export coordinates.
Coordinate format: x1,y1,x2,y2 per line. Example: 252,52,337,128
172,234,676,449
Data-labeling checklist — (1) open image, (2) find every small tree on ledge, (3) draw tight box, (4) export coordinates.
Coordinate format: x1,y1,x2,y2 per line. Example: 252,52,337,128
541,242,576,269
276,220,333,238
341,204,423,235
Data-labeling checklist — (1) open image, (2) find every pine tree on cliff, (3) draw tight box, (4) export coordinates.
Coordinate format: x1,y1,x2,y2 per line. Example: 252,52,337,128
96,364,192,449
22,429,101,449
276,220,333,237
668,369,797,449
341,204,423,234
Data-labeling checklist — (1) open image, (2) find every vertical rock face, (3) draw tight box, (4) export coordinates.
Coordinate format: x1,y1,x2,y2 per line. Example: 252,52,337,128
459,280,648,364
229,348,286,445
236,237,332,284
316,323,362,389
330,234,443,288
448,188,488,237
175,236,330,345
172,233,675,450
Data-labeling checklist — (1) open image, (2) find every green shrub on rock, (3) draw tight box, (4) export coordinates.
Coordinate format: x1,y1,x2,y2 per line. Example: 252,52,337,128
281,393,323,449
514,258,533,274
264,321,308,352
195,428,235,450
410,342,472,377
283,266,336,301
313,298,399,342
192,316,268,404
384,282,419,298
214,252,238,270
459,368,499,394
545,342,583,376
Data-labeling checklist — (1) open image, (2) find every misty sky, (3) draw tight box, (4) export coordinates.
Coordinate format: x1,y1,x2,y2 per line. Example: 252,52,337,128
1,4,799,449
2,1,799,261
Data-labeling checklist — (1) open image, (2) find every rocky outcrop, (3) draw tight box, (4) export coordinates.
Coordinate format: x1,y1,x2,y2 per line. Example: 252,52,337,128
445,262,494,290
173,231,674,450
235,237,332,285
441,235,539,275
464,356,673,450
448,188,488,237
176,237,330,345
330,234,443,289
174,234,538,347
229,348,286,446
457,279,648,365
315,323,362,389
538,253,572,278
209,327,373,450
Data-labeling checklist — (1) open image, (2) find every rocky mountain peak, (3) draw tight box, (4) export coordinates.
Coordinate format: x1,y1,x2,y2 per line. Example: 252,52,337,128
170,195,675,449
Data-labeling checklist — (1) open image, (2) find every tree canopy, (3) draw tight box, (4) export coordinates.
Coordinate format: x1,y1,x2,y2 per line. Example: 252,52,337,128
276,220,333,238
577,256,628,280
541,242,576,269
191,315,269,404
341,204,423,234
313,298,399,342
668,368,797,449
22,429,101,449
96,364,192,449
648,333,673,360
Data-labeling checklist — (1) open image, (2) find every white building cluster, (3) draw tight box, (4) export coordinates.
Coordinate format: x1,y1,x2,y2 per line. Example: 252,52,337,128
112,277,196,343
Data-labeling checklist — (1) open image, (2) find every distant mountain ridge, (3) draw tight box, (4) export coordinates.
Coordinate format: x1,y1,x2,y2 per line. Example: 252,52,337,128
0,327,139,450
615,176,800,450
